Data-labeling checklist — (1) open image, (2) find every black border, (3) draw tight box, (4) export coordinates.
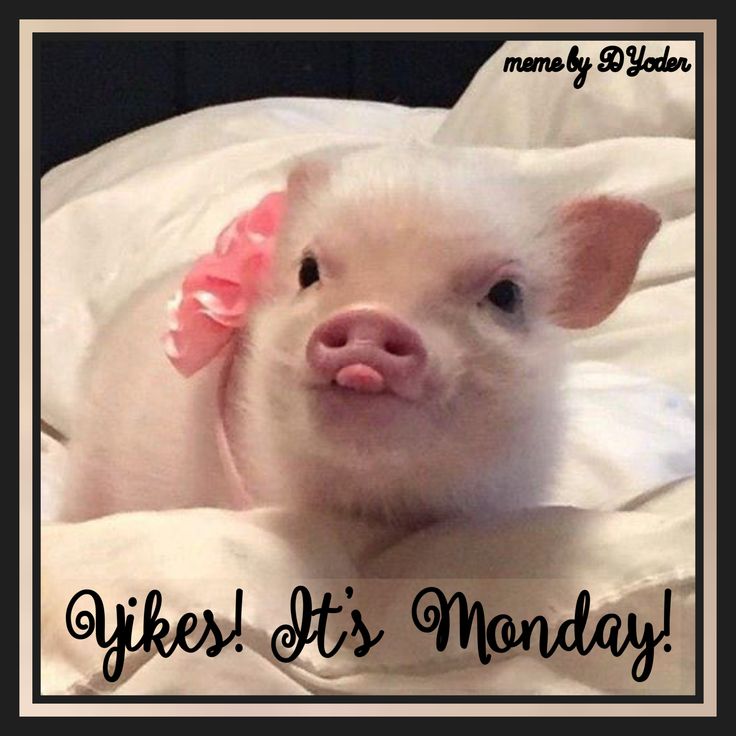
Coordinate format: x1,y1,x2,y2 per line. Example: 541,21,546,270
32,31,705,705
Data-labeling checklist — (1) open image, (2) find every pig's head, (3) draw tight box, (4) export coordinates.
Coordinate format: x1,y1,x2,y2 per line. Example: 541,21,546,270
225,146,660,523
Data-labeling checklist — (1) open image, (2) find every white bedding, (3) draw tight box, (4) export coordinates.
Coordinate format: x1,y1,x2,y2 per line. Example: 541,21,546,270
40,41,696,696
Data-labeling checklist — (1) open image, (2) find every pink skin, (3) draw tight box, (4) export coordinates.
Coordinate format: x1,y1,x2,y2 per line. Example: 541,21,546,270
306,308,428,400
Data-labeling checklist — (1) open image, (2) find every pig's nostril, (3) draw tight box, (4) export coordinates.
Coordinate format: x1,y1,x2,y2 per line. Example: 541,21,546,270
384,339,411,357
323,332,348,349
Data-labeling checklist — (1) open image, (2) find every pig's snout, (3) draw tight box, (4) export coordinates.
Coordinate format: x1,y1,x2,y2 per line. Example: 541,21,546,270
306,308,428,399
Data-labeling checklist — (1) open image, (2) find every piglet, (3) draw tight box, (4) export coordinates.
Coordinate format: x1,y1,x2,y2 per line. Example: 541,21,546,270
60,145,660,524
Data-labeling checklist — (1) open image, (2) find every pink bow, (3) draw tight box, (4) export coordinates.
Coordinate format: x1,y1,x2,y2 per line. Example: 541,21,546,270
163,191,286,377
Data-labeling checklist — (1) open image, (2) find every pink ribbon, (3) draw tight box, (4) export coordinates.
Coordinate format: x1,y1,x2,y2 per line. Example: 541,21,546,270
163,191,286,377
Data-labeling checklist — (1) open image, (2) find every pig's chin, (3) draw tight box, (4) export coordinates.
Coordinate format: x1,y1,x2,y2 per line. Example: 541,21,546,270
305,380,429,437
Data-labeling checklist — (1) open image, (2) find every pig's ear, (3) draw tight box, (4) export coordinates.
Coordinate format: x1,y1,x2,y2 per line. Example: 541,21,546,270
286,158,332,198
549,196,661,329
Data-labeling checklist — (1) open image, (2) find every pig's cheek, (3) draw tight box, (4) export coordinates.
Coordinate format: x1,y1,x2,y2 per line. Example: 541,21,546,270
248,303,308,371
459,311,548,392
253,326,320,420
245,337,312,436
411,322,465,402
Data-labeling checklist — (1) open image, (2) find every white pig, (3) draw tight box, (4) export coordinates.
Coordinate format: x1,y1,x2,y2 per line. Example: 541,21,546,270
60,145,660,524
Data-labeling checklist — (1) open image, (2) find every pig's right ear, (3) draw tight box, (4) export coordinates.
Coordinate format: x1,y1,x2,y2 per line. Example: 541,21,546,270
548,196,661,329
286,158,332,199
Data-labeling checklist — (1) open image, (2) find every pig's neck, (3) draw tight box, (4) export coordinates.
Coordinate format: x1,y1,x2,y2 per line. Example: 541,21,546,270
227,396,562,523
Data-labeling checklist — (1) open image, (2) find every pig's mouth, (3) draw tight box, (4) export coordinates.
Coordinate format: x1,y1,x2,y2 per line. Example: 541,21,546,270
303,357,434,434
309,382,417,432
310,360,427,403
333,362,395,395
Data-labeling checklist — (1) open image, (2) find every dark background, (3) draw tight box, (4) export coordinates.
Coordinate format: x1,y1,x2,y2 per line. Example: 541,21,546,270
38,36,504,175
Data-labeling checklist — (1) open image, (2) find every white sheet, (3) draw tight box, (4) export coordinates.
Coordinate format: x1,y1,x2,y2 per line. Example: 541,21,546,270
42,492,694,696
40,41,696,696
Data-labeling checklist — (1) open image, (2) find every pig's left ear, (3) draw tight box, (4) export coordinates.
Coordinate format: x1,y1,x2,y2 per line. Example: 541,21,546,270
549,196,661,329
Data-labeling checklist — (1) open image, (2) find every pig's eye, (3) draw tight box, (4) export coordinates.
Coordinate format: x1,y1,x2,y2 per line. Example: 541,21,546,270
486,280,522,313
298,255,320,289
